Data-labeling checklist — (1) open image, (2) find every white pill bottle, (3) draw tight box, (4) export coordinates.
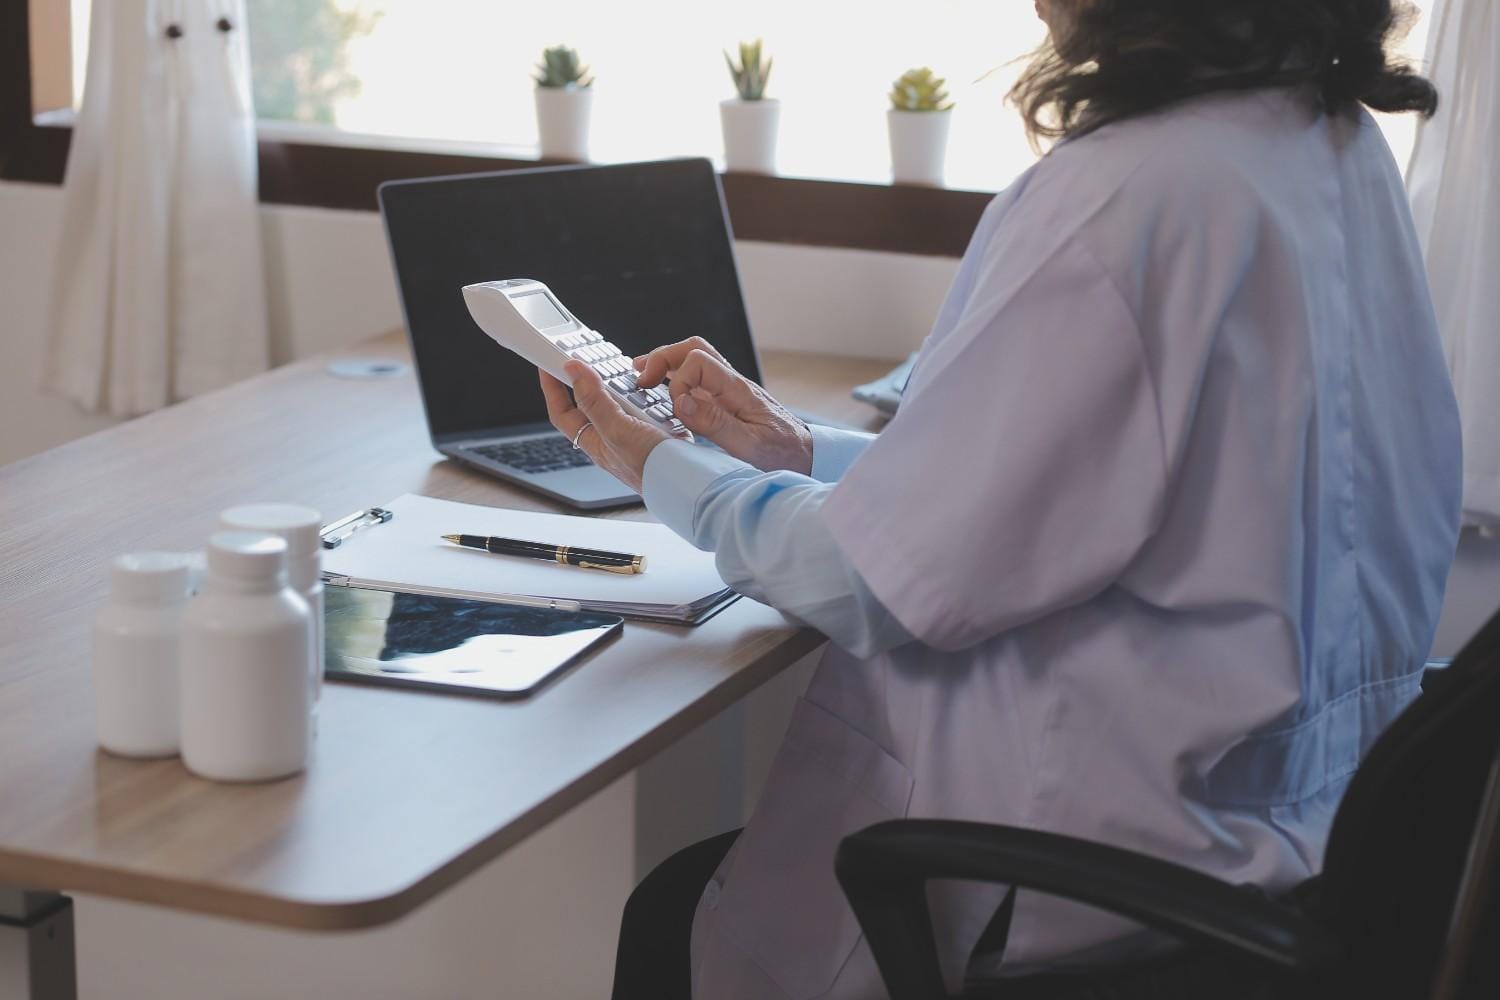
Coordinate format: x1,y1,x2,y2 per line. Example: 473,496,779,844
218,504,324,725
93,552,196,758
180,532,312,782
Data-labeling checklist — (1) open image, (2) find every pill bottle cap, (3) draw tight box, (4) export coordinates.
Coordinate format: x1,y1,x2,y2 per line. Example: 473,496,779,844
219,504,322,558
109,552,195,604
206,531,288,581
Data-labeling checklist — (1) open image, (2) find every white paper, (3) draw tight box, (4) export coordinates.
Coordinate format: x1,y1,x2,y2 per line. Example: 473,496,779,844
323,494,728,611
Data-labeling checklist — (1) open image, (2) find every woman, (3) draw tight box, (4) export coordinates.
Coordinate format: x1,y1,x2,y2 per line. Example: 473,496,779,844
544,1,1463,996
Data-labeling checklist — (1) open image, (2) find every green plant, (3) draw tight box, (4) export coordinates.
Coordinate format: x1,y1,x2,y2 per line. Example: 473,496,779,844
534,46,594,89
724,39,773,101
889,67,954,112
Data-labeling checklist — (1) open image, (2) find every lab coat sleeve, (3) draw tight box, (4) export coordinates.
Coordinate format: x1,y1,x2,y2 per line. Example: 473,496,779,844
821,237,1168,652
809,425,877,482
642,440,913,657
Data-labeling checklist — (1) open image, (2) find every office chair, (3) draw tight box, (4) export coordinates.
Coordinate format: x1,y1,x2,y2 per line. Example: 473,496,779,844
836,607,1500,1000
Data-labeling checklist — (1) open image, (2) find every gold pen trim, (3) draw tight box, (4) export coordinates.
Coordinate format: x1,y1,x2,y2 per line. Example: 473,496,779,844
577,560,643,575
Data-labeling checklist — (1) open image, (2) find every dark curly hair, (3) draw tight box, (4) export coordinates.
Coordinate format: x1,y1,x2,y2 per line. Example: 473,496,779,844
1012,0,1438,146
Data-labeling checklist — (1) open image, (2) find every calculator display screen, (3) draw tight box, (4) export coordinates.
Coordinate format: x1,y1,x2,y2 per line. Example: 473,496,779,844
513,291,571,330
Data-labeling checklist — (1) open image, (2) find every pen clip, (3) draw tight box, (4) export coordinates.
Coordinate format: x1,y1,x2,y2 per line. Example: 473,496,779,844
577,560,642,575
320,507,393,549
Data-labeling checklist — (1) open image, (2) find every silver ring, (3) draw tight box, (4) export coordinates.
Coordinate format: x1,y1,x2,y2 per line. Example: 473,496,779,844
571,422,594,450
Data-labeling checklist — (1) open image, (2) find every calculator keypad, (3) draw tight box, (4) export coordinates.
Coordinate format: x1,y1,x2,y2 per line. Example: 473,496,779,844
557,331,687,435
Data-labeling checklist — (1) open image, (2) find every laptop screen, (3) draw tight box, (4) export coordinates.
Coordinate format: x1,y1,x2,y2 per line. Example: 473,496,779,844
378,159,762,442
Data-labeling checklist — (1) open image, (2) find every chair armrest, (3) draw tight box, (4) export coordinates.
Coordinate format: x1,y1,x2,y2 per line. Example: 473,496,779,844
835,820,1340,1000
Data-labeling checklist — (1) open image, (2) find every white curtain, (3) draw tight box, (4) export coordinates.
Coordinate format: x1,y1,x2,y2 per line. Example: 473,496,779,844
1407,0,1500,530
46,0,269,418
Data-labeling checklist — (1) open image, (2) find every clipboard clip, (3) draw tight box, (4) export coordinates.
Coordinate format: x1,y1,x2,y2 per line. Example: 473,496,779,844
320,507,393,549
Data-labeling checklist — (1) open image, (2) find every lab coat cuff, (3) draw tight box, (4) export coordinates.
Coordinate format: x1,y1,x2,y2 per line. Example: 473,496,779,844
809,425,876,482
643,439,754,542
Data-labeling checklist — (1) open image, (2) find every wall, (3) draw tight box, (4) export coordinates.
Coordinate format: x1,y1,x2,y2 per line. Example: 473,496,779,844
26,0,73,113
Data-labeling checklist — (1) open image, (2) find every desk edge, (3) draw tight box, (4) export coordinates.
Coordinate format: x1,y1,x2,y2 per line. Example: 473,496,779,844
0,627,827,930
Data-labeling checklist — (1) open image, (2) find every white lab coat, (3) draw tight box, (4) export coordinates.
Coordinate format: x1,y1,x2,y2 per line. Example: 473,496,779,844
689,89,1462,998
1407,0,1500,528
46,0,268,417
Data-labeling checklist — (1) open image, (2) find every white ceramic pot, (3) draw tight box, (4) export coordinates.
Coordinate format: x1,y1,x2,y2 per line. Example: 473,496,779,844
720,98,780,173
535,86,593,161
887,108,952,186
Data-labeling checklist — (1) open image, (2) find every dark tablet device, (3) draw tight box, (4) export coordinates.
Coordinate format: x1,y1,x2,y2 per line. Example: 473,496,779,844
323,586,623,699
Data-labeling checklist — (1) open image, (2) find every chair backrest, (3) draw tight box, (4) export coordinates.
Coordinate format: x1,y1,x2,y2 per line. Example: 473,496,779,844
1318,605,1500,998
1430,740,1500,1000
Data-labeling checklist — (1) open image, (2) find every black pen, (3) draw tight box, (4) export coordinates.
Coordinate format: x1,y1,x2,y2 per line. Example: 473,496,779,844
441,533,646,574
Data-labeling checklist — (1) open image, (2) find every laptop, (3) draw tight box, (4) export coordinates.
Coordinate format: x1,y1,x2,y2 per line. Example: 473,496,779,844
377,158,764,509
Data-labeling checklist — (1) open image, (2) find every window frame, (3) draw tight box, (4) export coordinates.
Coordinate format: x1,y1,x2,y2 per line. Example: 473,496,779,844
0,2,988,258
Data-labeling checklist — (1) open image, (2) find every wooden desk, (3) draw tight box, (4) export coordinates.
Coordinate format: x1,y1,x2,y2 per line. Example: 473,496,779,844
0,333,892,934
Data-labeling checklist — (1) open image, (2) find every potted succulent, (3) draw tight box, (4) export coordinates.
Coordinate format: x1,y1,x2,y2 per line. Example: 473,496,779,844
534,45,594,160
720,39,778,173
887,67,954,186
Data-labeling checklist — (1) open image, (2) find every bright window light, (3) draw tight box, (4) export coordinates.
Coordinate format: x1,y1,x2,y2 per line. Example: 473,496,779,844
289,0,1053,190
68,1,1435,191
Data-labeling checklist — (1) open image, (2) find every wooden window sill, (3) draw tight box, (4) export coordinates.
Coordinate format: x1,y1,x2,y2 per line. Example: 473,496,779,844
1,117,993,258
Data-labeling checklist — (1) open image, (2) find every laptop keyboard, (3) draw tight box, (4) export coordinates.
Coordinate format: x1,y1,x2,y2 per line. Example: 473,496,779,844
471,436,594,475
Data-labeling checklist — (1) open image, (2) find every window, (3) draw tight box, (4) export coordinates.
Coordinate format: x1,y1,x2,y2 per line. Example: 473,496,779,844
62,0,1436,192
308,0,1051,191
1374,0,1437,172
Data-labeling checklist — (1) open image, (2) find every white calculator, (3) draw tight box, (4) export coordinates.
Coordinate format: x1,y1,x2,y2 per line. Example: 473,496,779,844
462,278,689,438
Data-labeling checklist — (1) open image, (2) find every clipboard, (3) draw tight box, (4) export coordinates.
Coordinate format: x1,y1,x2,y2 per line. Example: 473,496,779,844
318,494,740,626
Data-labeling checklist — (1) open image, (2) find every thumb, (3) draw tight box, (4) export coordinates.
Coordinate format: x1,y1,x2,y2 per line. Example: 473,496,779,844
676,351,760,417
566,362,635,436
675,387,758,456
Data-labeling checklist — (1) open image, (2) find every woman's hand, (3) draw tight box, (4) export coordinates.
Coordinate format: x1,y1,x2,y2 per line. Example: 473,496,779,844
634,337,814,475
540,361,670,494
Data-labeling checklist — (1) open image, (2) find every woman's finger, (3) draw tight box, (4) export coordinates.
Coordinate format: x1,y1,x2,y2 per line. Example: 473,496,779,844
671,383,732,434
539,369,589,441
634,336,730,387
565,361,642,440
564,361,664,492
570,423,609,470
669,350,760,414
543,368,619,474
672,386,765,460
635,337,722,382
